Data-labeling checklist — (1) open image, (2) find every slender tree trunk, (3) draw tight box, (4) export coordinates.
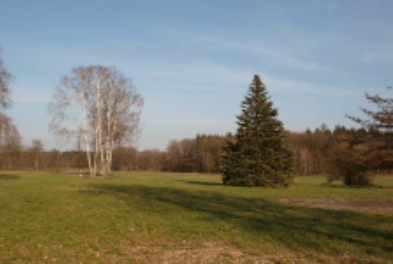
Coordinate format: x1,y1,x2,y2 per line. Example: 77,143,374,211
98,78,104,175
82,105,92,177
104,80,115,176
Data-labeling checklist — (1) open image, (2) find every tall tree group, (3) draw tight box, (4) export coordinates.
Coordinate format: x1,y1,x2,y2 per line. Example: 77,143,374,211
49,66,144,176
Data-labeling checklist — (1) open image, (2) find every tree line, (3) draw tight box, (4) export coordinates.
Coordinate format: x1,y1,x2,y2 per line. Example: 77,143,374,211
0,125,379,175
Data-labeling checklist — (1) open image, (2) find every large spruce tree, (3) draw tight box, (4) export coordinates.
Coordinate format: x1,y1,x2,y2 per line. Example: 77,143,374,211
221,75,294,187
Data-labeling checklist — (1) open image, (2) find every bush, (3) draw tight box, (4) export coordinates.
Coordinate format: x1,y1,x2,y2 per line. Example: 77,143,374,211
327,133,374,186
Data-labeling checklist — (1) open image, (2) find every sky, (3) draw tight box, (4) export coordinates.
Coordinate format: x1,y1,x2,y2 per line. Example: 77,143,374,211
0,0,392,151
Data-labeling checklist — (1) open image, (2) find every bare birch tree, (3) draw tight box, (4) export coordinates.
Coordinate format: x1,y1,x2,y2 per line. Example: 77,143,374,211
30,139,44,171
0,113,22,169
0,47,20,169
49,65,144,176
0,48,12,112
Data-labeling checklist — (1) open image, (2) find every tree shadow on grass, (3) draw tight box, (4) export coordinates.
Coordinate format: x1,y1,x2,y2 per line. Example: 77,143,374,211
81,183,393,258
0,174,19,180
321,183,390,189
181,180,222,186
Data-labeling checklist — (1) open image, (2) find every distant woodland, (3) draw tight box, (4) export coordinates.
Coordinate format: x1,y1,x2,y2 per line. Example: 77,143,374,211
0,124,382,175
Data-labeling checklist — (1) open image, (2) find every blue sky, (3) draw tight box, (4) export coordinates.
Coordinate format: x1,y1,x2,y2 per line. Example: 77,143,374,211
1,0,392,150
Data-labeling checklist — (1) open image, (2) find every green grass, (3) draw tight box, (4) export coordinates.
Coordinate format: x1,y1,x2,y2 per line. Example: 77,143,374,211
0,171,392,263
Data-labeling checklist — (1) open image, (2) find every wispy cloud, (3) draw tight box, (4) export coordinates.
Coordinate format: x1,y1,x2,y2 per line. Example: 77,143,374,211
363,48,393,64
163,29,326,71
118,59,365,97
163,23,393,70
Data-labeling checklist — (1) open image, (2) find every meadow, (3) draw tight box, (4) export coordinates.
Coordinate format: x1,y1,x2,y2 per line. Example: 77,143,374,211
0,171,392,263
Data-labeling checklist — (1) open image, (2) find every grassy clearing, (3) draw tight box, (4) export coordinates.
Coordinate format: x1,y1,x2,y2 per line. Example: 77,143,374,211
0,171,392,263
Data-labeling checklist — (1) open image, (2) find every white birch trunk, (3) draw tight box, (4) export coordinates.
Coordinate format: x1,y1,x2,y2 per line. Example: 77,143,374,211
105,80,113,176
82,102,92,176
97,77,104,175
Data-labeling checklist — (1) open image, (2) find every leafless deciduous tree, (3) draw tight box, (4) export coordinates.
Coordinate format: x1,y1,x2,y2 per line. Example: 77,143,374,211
0,48,12,111
0,113,22,169
30,139,44,171
49,65,144,176
0,48,20,169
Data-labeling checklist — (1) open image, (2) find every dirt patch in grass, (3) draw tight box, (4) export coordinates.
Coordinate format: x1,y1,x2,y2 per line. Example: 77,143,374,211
126,242,308,263
120,241,382,263
280,198,393,213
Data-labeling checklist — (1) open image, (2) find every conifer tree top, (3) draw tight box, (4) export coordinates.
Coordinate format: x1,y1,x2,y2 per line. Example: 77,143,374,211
237,74,283,137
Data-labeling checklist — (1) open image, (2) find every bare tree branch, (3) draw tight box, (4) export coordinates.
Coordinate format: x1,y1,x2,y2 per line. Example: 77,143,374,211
0,48,13,112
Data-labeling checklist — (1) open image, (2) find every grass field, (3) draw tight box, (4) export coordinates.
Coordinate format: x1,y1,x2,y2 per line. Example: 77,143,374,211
0,171,392,263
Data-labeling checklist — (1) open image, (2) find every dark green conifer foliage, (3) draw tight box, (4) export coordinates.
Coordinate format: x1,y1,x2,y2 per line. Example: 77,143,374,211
221,75,294,187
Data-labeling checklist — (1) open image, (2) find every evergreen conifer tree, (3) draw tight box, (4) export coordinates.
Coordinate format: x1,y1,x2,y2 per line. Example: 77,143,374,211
329,88,392,185
221,75,294,187
328,88,392,186
347,89,392,172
